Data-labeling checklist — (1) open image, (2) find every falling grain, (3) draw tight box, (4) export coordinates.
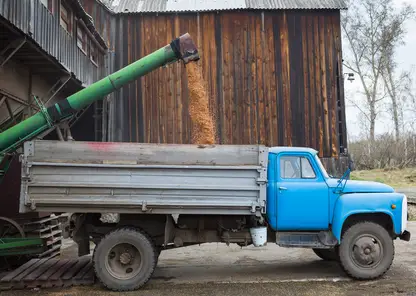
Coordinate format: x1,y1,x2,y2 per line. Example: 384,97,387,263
186,62,216,144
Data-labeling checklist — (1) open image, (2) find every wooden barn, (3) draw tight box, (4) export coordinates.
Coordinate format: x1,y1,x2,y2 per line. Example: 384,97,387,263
81,0,349,162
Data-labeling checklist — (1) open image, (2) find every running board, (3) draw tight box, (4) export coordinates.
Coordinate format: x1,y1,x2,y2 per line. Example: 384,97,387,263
275,231,338,249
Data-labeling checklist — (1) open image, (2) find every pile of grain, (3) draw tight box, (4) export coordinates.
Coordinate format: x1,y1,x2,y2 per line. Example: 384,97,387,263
186,62,216,145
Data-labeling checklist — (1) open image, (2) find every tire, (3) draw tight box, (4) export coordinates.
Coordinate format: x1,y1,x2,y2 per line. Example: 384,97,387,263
338,222,394,280
93,227,157,291
312,247,339,261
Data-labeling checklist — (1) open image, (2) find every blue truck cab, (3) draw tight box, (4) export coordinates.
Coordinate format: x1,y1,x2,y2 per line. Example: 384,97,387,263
265,147,410,280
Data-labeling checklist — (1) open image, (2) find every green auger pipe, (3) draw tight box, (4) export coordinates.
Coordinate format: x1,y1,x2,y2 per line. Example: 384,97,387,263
0,33,199,154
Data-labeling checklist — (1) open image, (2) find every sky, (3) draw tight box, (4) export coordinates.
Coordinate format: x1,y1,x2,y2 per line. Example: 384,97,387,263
343,0,416,141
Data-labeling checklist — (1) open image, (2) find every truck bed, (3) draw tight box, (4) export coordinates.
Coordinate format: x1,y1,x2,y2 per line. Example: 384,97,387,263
19,141,268,216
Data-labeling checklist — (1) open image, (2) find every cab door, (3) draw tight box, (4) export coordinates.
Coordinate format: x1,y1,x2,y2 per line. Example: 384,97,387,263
276,153,330,231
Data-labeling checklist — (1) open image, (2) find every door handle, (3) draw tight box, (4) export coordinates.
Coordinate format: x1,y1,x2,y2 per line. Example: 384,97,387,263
279,187,287,191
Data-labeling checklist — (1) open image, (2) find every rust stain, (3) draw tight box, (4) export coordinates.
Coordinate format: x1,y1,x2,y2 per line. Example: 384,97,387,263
250,14,258,145
319,119,324,158
329,14,339,158
307,16,315,151
280,13,291,146
319,15,330,157
267,15,277,146
222,15,231,144
313,15,322,153
242,14,249,145
301,15,310,148
256,14,265,145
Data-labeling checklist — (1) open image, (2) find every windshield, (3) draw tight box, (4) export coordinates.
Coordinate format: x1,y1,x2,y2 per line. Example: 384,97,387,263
314,154,330,179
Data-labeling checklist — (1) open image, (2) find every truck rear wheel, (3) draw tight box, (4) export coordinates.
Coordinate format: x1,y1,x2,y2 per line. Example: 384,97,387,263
339,222,394,280
93,227,157,291
312,247,339,261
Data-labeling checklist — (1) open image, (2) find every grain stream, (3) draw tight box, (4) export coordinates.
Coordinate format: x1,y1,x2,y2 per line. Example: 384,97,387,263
186,62,216,145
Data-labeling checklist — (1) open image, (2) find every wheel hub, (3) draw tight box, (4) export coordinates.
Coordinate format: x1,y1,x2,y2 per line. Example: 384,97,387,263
120,252,132,265
105,243,142,280
351,236,382,267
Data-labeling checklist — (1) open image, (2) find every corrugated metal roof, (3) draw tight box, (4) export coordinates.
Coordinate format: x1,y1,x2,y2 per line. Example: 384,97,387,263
108,0,347,13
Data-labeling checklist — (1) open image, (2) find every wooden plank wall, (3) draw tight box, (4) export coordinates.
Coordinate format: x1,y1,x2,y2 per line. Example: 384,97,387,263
112,10,346,158
80,0,116,50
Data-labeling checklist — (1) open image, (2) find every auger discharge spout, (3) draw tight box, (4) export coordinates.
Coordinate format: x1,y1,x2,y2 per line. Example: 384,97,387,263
0,33,199,154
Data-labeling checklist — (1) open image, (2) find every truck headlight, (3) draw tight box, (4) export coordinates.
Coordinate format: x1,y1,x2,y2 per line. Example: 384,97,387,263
402,195,408,233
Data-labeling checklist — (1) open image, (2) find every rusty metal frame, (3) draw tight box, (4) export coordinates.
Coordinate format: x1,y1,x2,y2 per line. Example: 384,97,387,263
44,75,72,106
0,96,6,109
0,94,18,126
0,73,69,133
0,38,26,69
0,89,40,112
4,97,15,123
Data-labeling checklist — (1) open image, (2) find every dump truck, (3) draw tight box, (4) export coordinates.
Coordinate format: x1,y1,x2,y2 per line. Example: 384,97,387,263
18,140,410,291
0,32,410,291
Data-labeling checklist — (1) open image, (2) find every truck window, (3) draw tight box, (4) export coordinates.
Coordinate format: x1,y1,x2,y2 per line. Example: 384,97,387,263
280,156,316,179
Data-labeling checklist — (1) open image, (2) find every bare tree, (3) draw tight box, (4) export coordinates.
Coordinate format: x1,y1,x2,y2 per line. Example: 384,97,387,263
341,0,414,142
401,68,416,132
380,6,415,140
381,69,413,140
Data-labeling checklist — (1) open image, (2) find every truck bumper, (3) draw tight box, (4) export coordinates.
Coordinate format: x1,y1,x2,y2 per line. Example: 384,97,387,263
399,230,411,242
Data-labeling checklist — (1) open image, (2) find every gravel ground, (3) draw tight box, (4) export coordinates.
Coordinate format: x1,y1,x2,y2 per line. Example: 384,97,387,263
1,222,415,296
409,204,416,220
3,280,415,296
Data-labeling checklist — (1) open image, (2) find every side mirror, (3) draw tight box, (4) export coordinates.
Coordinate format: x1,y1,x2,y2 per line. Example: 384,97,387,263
348,160,355,171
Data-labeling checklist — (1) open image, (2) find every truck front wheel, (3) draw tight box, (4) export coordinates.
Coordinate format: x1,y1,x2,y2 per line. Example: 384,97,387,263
93,227,157,291
339,222,394,280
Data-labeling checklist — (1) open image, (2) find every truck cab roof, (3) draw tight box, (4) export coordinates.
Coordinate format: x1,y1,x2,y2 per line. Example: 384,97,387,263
268,146,318,155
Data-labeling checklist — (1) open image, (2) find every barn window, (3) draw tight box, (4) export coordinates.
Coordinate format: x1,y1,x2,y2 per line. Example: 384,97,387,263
77,26,87,54
40,0,54,13
60,1,72,34
90,42,98,66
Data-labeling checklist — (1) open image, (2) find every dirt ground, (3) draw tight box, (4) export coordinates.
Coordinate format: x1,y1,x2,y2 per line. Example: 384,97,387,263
1,222,416,296
3,280,415,296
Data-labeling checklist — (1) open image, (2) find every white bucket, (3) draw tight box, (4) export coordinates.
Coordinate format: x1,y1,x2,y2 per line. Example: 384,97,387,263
249,226,267,247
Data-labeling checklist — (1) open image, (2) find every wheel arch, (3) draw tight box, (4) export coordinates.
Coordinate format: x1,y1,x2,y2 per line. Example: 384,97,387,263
340,212,394,239
332,210,395,242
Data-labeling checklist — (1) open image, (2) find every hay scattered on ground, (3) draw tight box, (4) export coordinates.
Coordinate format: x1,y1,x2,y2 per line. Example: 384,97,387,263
186,62,216,145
